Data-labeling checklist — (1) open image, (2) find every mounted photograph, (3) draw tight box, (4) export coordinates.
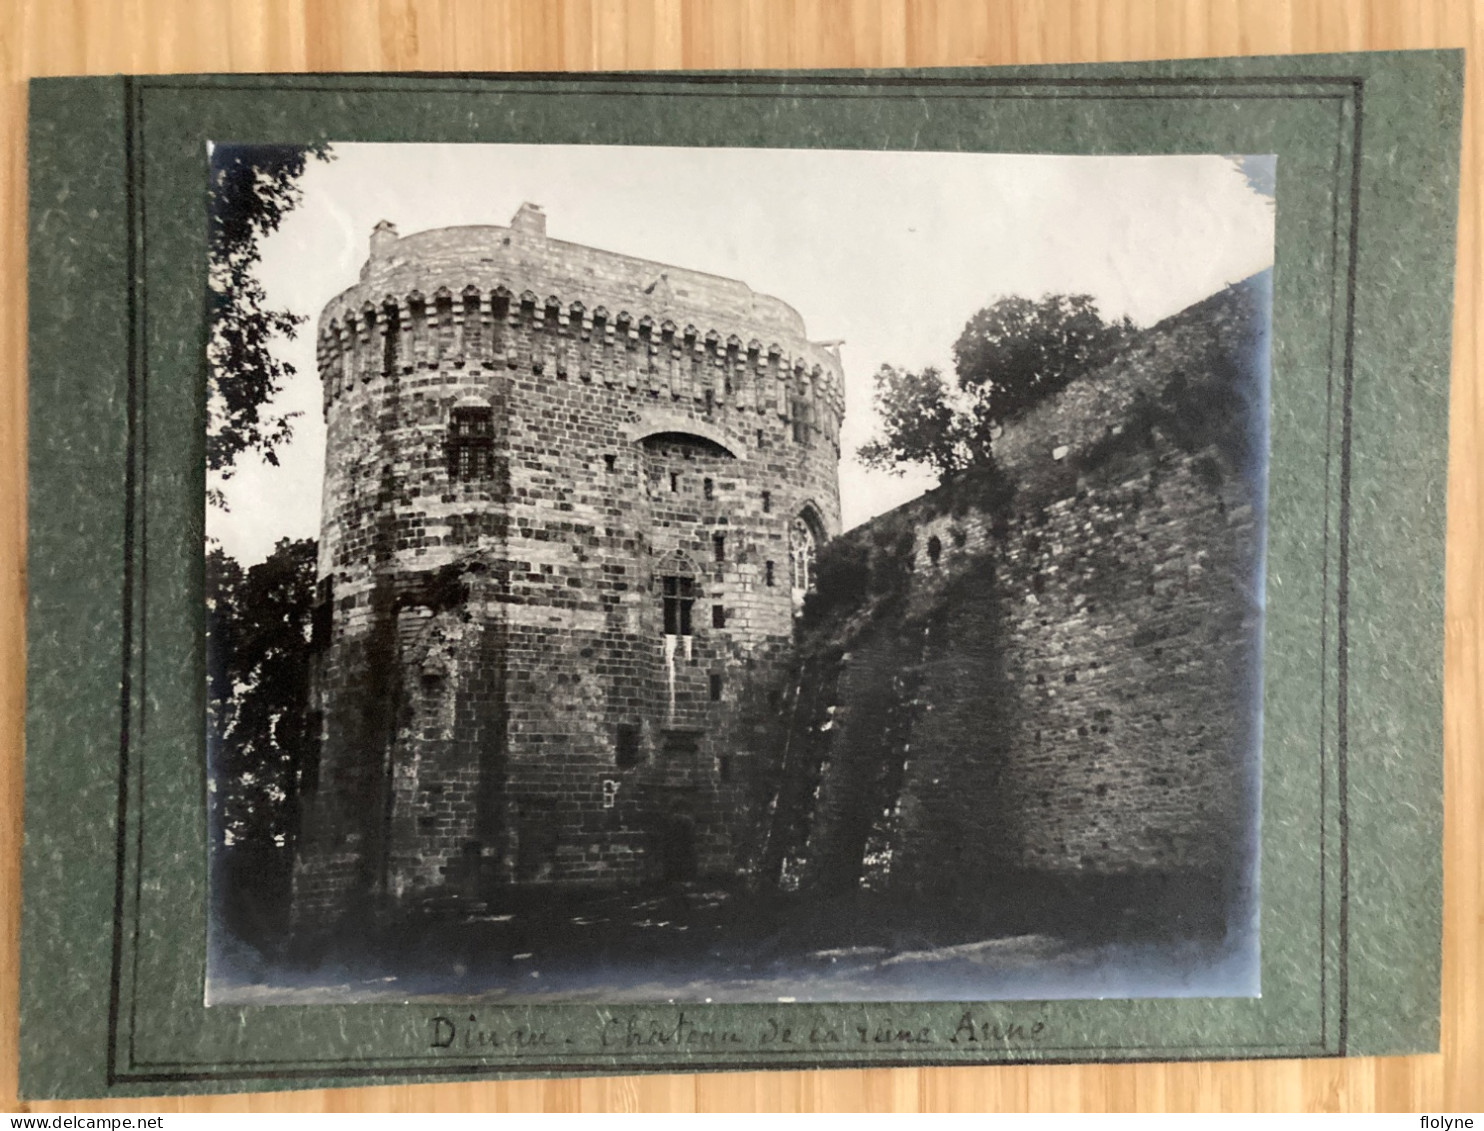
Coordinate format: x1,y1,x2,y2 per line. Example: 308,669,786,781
205,141,1274,1005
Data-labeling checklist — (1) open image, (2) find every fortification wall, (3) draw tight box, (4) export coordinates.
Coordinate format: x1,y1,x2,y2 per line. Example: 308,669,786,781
293,210,842,927
771,274,1267,931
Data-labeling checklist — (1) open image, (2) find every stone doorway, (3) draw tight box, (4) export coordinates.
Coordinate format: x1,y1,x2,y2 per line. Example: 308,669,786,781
653,729,704,883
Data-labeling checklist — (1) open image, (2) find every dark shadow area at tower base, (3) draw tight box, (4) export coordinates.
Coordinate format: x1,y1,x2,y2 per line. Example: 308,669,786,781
208,870,1257,1004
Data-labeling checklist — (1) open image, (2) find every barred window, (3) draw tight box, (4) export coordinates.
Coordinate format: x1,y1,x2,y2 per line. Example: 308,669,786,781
448,407,494,482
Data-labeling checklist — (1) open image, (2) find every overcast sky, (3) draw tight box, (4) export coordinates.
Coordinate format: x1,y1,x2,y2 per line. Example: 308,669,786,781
210,143,1274,565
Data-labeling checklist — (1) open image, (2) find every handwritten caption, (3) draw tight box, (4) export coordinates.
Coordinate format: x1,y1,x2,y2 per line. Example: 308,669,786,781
428,1010,1047,1054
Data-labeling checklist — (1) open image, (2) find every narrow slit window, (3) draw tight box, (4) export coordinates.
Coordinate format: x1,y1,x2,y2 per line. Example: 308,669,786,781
791,398,811,444
765,560,775,587
709,673,723,701
604,453,617,473
712,604,726,629
762,490,772,513
670,472,679,493
310,577,334,650
713,533,726,562
381,307,399,375
300,710,324,793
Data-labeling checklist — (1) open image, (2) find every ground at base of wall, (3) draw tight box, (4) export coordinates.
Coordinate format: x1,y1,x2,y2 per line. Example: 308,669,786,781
206,873,1257,1005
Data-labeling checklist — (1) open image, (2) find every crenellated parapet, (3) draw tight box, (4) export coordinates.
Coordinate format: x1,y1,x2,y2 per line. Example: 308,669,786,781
318,282,845,446
318,210,846,451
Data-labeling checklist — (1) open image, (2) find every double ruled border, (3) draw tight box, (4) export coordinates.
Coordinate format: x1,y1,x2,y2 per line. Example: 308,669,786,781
115,69,1357,1085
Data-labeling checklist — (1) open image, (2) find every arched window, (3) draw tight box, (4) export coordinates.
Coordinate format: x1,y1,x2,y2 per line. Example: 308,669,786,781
790,515,818,609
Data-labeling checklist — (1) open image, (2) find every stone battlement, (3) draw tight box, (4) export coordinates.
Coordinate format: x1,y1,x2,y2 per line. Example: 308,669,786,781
318,209,845,417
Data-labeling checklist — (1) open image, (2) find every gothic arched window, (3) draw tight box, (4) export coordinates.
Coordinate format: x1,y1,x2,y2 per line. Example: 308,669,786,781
789,515,818,610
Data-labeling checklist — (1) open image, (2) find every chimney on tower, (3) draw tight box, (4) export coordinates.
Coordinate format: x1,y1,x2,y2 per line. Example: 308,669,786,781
370,219,399,259
511,202,547,237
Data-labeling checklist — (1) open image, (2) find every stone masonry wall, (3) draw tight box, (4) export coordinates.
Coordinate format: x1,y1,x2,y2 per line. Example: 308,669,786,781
772,274,1268,926
293,208,842,928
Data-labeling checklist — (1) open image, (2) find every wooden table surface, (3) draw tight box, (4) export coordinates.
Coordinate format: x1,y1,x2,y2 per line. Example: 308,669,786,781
0,0,1478,1113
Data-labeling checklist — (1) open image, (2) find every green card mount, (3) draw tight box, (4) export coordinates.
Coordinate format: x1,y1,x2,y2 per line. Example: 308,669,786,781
22,53,1461,1098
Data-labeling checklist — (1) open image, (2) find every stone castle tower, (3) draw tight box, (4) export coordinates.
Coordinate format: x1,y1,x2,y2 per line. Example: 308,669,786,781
292,204,843,927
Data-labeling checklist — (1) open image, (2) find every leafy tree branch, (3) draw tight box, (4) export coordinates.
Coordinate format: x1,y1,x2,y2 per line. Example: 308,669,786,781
208,143,332,506
858,293,1131,480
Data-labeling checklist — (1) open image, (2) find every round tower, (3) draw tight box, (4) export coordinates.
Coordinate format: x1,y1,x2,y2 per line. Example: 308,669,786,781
293,206,844,926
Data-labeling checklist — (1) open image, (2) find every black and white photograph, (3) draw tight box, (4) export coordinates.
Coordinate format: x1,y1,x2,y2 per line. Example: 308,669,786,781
205,141,1273,1005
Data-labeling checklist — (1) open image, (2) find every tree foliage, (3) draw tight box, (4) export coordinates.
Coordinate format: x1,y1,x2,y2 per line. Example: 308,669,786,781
858,293,1131,479
855,365,972,477
952,294,1131,425
208,143,331,502
207,537,319,852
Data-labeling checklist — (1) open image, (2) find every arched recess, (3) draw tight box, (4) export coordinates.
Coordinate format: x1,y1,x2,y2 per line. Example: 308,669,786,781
653,548,699,583
795,499,829,542
626,411,745,461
